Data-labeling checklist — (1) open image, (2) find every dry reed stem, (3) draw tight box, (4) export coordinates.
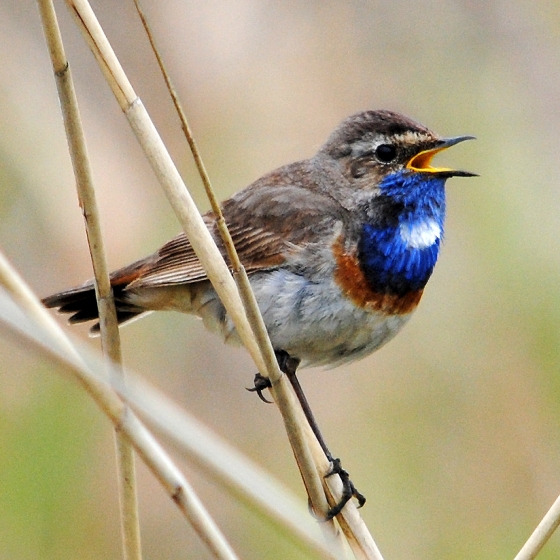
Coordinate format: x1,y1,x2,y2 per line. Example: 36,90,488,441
64,0,356,551
0,251,240,560
36,2,142,558
0,251,339,560
513,494,560,560
0,306,337,560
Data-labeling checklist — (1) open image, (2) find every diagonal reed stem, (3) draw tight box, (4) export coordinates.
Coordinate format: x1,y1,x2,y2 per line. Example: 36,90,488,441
0,249,337,560
0,248,240,560
128,4,384,558
513,493,560,560
129,0,339,536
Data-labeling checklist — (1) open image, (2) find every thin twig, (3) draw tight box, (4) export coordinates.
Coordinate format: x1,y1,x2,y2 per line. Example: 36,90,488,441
513,494,560,560
0,251,240,560
36,2,141,558
128,5,381,554
130,0,284,389
130,0,221,217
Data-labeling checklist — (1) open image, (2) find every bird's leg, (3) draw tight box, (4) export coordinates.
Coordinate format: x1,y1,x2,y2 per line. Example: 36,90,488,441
274,350,366,519
247,350,366,516
274,351,330,457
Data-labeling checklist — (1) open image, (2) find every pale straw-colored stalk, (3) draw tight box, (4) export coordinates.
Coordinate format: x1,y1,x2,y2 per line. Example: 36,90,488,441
62,0,365,555
36,2,141,558
0,250,338,560
0,251,240,560
513,494,560,560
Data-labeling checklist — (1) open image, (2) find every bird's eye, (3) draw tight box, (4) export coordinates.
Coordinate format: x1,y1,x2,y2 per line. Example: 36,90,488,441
374,144,397,164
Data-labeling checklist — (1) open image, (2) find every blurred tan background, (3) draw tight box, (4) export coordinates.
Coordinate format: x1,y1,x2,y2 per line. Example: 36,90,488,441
2,1,560,559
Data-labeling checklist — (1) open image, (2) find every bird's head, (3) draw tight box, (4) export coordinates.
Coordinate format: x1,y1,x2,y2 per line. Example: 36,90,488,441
318,110,476,209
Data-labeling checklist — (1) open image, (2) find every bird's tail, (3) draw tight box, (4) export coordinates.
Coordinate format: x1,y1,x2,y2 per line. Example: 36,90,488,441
42,262,148,334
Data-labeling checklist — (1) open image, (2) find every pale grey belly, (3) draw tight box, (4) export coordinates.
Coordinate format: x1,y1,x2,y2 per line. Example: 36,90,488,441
248,270,411,366
126,269,412,367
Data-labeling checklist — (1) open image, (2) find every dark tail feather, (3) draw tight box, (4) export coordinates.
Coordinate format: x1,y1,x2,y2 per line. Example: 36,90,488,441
42,282,145,334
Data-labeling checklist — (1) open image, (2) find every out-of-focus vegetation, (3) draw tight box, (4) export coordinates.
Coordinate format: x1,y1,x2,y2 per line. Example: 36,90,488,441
1,1,560,559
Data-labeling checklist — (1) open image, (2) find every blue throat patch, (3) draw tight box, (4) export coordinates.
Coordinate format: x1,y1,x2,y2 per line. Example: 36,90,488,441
358,171,447,296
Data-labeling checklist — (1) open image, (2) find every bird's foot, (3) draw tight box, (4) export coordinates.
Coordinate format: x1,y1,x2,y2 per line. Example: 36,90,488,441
247,350,300,404
324,457,366,520
246,373,273,404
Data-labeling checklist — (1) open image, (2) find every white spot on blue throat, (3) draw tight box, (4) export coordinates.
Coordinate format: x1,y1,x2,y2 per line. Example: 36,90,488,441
399,219,441,249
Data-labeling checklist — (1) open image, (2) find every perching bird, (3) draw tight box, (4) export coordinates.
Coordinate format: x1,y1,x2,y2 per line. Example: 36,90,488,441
43,109,475,517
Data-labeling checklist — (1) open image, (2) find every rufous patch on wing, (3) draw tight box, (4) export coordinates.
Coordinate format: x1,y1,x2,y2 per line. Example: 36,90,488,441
110,261,153,288
332,236,423,314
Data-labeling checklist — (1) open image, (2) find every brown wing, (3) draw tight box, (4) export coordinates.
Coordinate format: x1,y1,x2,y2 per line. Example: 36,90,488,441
123,219,292,290
121,162,342,290
42,159,345,331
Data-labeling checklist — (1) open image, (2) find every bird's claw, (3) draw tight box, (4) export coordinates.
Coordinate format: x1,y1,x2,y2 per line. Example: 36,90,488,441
324,457,366,519
246,373,273,404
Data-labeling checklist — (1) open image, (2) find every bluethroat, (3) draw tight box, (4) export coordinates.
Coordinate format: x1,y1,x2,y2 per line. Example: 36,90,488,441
43,110,476,517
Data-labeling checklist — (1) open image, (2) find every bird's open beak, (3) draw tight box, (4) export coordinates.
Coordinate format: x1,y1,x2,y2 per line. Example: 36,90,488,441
406,136,477,178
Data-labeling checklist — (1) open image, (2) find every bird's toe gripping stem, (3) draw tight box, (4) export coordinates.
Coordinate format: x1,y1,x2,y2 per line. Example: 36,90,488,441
246,373,273,404
325,457,366,520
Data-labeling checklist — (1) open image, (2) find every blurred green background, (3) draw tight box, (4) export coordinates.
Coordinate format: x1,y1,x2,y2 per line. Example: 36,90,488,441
2,1,560,558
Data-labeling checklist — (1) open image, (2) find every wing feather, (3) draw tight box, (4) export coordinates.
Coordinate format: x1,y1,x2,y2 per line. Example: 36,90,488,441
117,162,343,290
